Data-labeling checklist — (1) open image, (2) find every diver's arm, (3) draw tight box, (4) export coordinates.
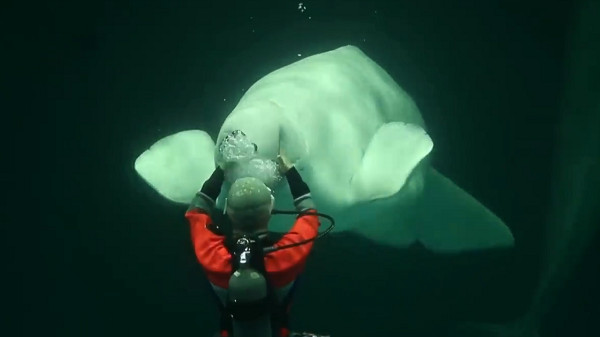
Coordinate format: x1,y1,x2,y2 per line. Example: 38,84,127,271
264,209,320,287
185,210,232,288
185,166,232,289
263,163,320,287
277,154,315,211
285,167,316,212
187,167,224,213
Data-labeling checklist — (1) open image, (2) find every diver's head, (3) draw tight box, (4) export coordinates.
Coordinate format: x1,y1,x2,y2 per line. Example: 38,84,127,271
226,177,275,236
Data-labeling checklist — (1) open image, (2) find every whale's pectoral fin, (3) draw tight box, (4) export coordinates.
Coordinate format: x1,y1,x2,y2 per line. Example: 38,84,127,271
416,168,515,252
350,122,433,202
134,130,216,204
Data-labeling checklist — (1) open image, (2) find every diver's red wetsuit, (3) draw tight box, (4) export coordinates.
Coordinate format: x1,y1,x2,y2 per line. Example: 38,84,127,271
185,208,319,289
185,166,319,337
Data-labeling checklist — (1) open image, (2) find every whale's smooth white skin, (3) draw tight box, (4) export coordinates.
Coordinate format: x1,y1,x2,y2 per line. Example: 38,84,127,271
134,45,514,253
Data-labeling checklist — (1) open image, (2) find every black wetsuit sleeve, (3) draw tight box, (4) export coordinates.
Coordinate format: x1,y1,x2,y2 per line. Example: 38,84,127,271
201,167,225,199
285,167,315,211
187,167,224,213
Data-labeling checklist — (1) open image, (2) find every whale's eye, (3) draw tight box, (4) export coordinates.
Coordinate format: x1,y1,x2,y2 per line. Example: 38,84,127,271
253,143,258,152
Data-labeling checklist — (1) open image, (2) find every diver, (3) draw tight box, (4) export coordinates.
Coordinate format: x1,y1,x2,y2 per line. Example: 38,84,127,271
185,152,324,337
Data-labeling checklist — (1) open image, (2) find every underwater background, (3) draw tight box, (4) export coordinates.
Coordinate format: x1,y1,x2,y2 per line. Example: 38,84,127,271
21,0,599,336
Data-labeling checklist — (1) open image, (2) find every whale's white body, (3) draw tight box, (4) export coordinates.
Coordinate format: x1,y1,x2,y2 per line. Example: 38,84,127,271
135,45,514,252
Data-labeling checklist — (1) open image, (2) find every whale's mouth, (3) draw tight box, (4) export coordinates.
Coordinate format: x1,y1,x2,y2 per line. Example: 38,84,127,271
218,129,283,189
217,130,256,162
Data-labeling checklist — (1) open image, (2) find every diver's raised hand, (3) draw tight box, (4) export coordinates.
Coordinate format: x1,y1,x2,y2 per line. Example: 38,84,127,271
276,152,294,174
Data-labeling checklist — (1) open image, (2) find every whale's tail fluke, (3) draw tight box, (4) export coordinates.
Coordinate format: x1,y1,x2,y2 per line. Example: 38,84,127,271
415,168,515,253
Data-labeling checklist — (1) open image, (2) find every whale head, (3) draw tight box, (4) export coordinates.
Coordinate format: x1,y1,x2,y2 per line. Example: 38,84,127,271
214,100,310,190
215,104,282,166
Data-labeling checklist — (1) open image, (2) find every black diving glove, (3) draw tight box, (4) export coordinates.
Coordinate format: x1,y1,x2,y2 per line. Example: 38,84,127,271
200,166,225,201
276,153,314,211
188,167,224,213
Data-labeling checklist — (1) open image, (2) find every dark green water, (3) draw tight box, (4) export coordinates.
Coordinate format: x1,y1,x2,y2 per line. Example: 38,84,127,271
20,0,599,336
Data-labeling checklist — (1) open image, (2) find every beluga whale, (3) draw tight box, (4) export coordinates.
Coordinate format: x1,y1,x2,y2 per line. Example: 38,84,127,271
134,45,514,253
